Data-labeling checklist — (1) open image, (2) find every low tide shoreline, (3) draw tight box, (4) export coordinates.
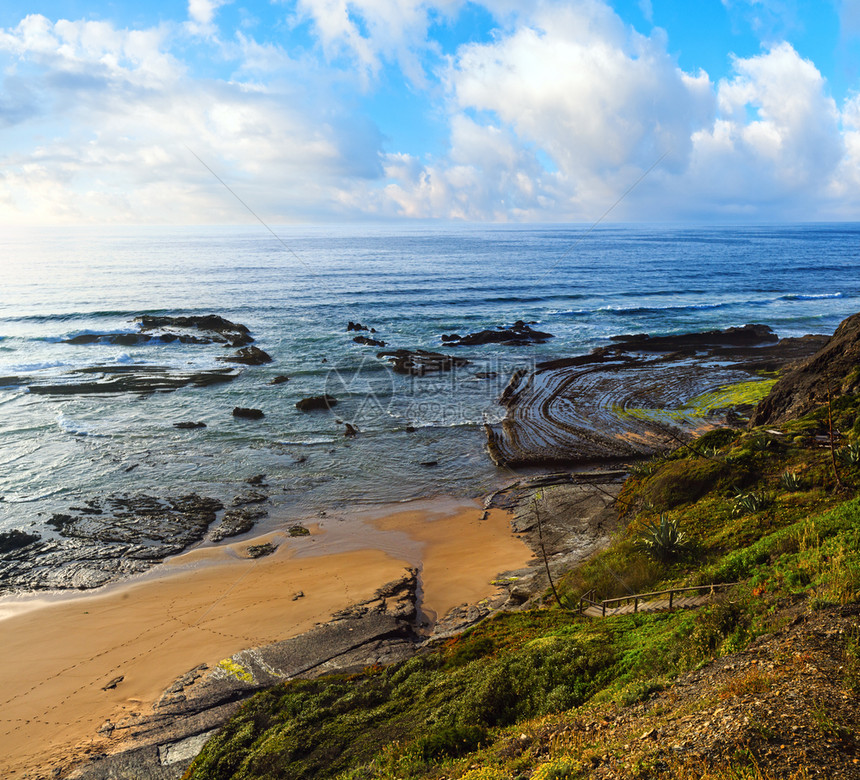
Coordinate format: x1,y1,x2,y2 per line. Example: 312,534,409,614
0,497,533,779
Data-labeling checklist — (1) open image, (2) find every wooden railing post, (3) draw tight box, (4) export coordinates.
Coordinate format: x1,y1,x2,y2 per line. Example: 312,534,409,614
669,590,674,611
634,597,639,613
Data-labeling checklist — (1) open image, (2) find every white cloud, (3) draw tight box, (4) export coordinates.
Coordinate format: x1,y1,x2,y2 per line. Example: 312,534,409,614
0,14,385,224
380,0,716,220
685,43,843,216
294,0,464,84
187,0,233,36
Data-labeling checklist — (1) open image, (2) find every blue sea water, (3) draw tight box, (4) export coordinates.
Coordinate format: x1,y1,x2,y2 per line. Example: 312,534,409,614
0,222,858,538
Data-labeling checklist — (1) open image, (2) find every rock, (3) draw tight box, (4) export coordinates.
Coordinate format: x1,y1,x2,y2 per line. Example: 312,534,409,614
405,425,416,432
210,506,267,542
218,346,273,365
173,421,206,429
292,591,305,600
136,314,254,347
419,460,438,467
750,312,860,426
353,335,386,347
344,423,358,437
246,474,266,486
0,530,40,554
288,525,310,537
377,349,469,375
245,543,277,559
296,395,337,411
232,491,268,506
610,323,778,352
347,322,370,332
102,675,124,691
269,375,290,385
0,494,222,595
28,366,238,395
443,321,554,346
233,407,264,420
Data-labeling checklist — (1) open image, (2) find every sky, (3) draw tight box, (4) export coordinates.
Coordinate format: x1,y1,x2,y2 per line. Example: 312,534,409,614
0,0,859,224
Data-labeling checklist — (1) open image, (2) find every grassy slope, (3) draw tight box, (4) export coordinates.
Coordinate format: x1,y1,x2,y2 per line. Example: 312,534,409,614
185,395,860,780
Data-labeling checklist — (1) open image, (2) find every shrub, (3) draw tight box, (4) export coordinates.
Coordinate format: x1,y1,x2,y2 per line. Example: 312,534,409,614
416,724,486,761
732,491,772,517
780,472,803,492
635,514,691,563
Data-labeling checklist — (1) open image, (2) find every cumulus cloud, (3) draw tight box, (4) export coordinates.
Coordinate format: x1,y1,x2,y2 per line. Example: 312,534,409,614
682,43,844,218
0,14,385,224
379,0,715,220
294,0,464,84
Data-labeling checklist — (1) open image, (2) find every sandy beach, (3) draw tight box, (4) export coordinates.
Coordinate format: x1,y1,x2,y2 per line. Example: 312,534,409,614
0,499,531,778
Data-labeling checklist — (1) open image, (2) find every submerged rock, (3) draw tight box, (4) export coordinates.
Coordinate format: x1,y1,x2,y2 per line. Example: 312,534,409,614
174,421,207,429
269,375,290,385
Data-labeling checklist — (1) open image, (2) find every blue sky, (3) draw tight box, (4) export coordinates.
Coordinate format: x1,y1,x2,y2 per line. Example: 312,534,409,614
0,0,858,223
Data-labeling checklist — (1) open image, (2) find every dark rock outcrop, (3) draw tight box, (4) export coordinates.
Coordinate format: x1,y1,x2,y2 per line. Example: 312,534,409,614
442,320,553,346
608,323,778,351
296,395,337,411
28,366,238,395
750,311,860,426
210,506,267,543
136,315,254,347
173,422,206,429
0,495,222,594
218,346,273,365
232,407,264,420
353,335,386,347
377,349,469,375
269,375,290,385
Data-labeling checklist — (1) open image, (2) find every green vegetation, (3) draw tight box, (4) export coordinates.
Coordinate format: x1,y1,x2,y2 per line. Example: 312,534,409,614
185,393,860,780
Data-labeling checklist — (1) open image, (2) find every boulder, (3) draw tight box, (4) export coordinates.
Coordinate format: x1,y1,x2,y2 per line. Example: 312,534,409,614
269,375,290,385
173,421,206,429
219,346,273,365
233,407,264,420
296,395,337,411
353,335,386,347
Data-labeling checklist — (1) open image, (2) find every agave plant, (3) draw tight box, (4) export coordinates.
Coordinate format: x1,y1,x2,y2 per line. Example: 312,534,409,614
732,491,773,516
635,514,691,563
839,442,860,466
780,471,803,492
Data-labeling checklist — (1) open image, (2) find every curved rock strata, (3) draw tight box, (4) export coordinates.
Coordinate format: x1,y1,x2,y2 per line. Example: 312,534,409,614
486,324,828,467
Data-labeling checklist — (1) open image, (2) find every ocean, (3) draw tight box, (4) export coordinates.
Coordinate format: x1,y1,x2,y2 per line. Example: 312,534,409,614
1,222,858,540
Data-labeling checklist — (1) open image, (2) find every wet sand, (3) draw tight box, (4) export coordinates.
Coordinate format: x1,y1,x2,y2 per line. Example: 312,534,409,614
0,498,531,778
